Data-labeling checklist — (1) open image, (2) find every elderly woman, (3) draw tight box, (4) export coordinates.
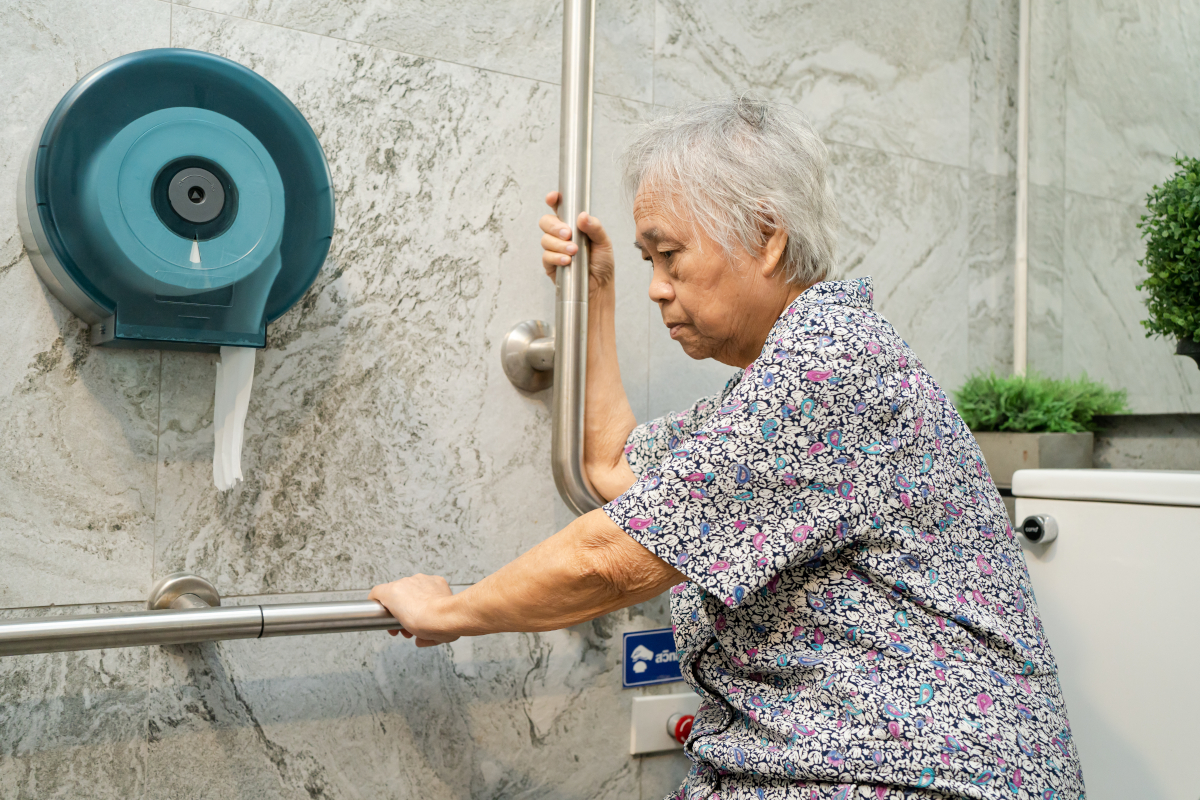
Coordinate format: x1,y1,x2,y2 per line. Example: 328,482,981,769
371,98,1084,800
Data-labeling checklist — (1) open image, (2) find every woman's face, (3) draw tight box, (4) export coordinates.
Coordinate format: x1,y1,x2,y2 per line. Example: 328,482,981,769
634,187,802,368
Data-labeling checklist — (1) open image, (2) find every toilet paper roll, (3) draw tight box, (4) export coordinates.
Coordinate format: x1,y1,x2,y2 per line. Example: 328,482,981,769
213,345,256,491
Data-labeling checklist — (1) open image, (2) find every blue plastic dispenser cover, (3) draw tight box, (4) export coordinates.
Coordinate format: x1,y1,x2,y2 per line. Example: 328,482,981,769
19,48,335,350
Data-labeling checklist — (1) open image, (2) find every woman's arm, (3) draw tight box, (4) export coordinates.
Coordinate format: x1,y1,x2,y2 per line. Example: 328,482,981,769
539,193,638,501
368,509,685,646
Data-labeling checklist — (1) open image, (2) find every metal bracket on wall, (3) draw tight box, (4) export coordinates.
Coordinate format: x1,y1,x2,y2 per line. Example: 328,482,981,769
147,571,223,610
501,320,554,392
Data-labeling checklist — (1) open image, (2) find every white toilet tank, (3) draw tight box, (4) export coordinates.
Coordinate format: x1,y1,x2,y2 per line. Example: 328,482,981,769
1013,469,1200,800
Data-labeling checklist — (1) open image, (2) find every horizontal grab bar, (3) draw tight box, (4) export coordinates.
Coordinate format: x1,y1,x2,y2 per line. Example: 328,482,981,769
0,601,399,657
0,574,401,657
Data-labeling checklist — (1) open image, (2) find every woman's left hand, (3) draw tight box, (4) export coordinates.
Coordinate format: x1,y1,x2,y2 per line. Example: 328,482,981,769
368,574,461,647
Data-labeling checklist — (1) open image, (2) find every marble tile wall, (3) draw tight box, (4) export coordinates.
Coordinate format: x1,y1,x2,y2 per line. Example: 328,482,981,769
1027,0,1200,411
0,0,1023,796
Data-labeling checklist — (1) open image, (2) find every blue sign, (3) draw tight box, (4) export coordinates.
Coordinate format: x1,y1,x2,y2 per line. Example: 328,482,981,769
622,627,683,688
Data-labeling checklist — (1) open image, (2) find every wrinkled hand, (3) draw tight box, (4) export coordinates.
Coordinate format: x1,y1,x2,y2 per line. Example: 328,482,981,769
539,190,615,295
368,574,460,647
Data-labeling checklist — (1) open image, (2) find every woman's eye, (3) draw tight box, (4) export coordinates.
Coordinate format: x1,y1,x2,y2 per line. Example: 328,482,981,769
661,251,675,260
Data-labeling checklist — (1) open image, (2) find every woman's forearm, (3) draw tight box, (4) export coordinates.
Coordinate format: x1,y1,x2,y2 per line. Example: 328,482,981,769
409,510,683,639
584,285,638,500
538,204,637,501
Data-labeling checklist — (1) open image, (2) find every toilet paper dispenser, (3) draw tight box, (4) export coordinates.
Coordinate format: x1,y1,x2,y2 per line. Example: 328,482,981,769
17,47,334,351
16,48,335,490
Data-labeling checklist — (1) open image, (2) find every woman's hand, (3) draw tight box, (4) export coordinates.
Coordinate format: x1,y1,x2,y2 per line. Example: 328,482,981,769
372,511,685,643
539,194,637,500
368,574,461,647
539,191,615,296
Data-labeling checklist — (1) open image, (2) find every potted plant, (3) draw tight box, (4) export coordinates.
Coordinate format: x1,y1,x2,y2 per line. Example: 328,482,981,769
1138,155,1200,369
954,372,1129,506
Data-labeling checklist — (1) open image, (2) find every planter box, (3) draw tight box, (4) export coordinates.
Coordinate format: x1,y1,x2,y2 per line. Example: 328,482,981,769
974,432,1094,490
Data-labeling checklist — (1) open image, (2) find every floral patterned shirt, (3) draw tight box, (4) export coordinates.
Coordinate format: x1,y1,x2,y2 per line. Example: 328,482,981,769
605,278,1084,800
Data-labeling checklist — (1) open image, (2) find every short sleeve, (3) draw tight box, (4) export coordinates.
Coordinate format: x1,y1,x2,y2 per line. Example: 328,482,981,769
623,371,743,478
604,334,885,609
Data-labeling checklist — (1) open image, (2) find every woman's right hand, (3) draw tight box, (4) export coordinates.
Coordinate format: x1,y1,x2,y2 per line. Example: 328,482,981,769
539,191,616,295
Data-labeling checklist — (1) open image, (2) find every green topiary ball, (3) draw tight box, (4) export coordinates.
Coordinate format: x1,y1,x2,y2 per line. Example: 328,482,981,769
1137,156,1200,343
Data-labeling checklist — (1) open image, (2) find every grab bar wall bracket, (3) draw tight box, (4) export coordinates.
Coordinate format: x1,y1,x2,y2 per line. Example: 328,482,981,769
501,319,554,392
147,571,222,610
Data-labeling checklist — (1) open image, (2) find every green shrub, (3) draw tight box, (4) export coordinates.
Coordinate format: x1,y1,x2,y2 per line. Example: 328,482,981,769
954,372,1129,433
1137,156,1200,342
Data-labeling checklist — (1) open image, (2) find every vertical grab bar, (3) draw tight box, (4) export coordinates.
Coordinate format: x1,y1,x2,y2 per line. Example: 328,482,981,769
552,0,604,515
501,0,604,515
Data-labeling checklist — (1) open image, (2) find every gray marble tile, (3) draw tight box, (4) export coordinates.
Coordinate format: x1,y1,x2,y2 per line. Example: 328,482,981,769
1027,0,1067,189
1025,0,1066,383
0,282,160,608
594,95,658,423
0,0,169,609
0,603,149,800
968,170,1015,376
173,0,655,104
1027,183,1065,377
145,589,680,800
1062,191,1200,412
833,143,972,395
1064,0,1200,202
155,8,577,594
653,0,971,168
968,0,1019,177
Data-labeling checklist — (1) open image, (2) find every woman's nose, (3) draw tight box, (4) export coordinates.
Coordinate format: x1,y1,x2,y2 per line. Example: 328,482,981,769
648,271,674,304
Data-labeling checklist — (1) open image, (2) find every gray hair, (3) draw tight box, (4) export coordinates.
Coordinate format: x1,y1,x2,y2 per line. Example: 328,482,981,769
621,96,839,286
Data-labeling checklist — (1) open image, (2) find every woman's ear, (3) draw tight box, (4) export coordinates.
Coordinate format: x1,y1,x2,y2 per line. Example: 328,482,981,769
759,218,789,279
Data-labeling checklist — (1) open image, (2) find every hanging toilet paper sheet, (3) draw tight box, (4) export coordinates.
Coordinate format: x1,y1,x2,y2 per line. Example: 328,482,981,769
213,346,256,491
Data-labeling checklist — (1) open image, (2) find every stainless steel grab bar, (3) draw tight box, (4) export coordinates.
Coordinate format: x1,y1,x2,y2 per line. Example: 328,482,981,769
501,0,605,516
0,573,401,657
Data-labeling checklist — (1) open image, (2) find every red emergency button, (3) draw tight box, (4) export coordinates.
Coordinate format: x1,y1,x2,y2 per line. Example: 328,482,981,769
667,712,694,744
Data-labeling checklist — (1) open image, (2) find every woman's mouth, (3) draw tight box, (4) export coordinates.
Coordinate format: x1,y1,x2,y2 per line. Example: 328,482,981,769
668,323,686,339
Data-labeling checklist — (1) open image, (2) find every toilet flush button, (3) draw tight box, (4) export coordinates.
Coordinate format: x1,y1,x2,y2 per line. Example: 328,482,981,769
630,693,700,754
1020,514,1058,544
667,712,694,744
